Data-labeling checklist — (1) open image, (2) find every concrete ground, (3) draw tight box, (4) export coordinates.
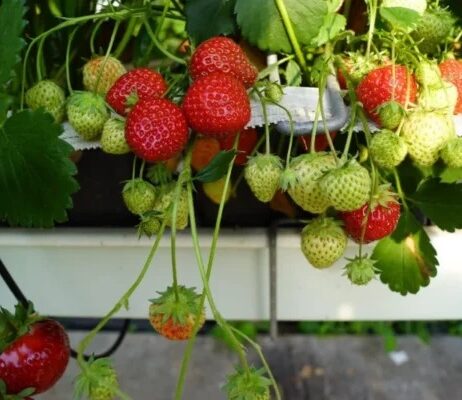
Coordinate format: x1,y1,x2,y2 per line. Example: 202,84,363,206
39,333,462,400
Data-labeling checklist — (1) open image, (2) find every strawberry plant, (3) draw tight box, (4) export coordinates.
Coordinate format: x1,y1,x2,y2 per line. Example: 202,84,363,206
1,0,462,398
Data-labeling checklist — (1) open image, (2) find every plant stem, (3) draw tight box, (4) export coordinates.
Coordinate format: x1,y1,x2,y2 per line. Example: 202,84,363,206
393,168,408,210
175,138,250,399
143,21,186,65
94,20,121,94
114,16,138,58
65,27,79,95
76,219,167,370
273,0,308,79
254,89,271,155
90,19,106,55
230,327,282,400
366,0,378,60
36,37,46,81
154,0,172,38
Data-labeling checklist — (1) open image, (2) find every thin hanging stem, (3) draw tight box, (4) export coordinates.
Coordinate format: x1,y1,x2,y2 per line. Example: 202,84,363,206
273,0,308,79
65,27,79,95
90,19,106,55
143,21,186,65
113,16,137,58
254,89,271,154
366,0,378,60
94,20,121,94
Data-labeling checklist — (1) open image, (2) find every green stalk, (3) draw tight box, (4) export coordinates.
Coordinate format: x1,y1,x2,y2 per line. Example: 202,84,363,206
393,168,408,210
113,16,138,58
143,21,186,65
154,0,172,38
36,37,46,81
365,0,378,60
170,149,193,302
94,20,121,94
174,137,250,400
230,327,282,400
273,0,308,79
90,19,106,55
76,220,167,368
65,27,79,95
254,89,271,155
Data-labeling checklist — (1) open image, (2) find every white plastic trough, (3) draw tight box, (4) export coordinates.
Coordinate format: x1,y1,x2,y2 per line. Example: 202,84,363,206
0,227,461,321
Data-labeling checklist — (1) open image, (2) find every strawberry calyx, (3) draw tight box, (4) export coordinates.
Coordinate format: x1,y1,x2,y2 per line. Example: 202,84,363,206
0,380,35,399
74,357,119,400
149,286,203,326
343,255,379,286
0,302,42,354
124,90,139,108
367,184,399,211
146,163,173,186
223,366,271,400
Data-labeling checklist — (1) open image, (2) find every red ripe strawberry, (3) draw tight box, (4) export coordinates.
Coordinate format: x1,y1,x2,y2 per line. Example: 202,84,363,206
189,36,258,88
106,67,167,115
0,304,70,395
219,127,259,165
340,186,400,243
356,65,417,125
125,98,188,162
439,59,462,114
183,72,251,137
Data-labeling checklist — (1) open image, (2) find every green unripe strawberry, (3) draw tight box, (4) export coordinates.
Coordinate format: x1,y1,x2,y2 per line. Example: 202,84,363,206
415,62,442,87
376,101,405,130
264,82,283,102
411,8,456,54
382,0,427,15
245,154,283,203
74,358,119,400
83,55,126,96
370,130,408,169
440,137,462,168
122,179,157,215
67,91,109,140
301,217,347,269
138,214,162,237
153,183,189,229
319,160,372,212
224,367,271,400
25,80,66,123
100,118,131,155
418,82,458,113
286,153,336,214
401,110,454,166
344,256,378,286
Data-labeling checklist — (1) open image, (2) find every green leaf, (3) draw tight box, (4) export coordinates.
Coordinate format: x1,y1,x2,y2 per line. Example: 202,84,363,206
408,178,462,232
372,210,438,295
185,0,237,44
437,166,462,184
311,12,347,47
0,109,79,227
0,0,27,89
194,150,236,183
379,7,421,30
235,0,327,52
285,59,302,86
